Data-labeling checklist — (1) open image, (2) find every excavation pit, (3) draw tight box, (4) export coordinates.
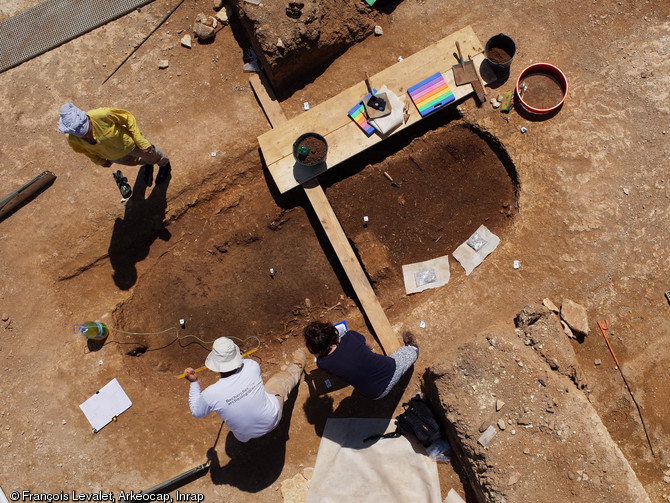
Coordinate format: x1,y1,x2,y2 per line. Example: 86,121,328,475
112,119,518,373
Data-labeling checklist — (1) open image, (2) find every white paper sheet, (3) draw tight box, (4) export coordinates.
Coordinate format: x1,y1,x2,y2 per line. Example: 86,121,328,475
79,378,132,432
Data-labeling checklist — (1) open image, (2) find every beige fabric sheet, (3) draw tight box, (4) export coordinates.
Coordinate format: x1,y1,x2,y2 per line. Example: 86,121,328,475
402,254,451,295
452,224,500,275
305,418,441,503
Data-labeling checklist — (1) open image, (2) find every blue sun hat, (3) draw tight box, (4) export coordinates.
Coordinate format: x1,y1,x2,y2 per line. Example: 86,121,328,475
58,103,89,136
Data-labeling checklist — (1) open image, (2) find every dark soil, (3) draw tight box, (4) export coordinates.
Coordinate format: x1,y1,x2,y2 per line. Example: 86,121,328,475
326,121,518,299
486,46,513,64
111,120,517,373
297,134,328,165
520,71,566,110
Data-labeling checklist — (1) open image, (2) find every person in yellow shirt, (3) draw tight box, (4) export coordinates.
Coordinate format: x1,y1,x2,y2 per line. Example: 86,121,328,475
58,103,171,198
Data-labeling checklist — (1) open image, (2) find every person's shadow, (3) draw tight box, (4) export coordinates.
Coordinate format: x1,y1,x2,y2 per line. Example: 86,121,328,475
108,165,171,290
302,367,413,439
207,386,299,491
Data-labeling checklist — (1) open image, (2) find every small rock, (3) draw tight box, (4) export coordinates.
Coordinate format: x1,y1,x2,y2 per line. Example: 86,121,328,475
623,187,630,195
304,298,311,308
62,420,67,425
194,13,217,39
213,0,224,9
158,60,169,69
497,94,504,102
520,127,528,133
560,299,589,336
478,425,496,446
497,419,506,430
491,99,501,109
568,471,576,480
215,5,232,24
280,472,309,501
594,358,602,366
508,473,520,486
374,25,383,36
496,399,505,412
523,448,530,455
561,320,574,339
181,35,192,48
277,38,285,50
1,313,8,322
542,298,559,313
664,475,670,483
539,378,547,387
479,421,492,433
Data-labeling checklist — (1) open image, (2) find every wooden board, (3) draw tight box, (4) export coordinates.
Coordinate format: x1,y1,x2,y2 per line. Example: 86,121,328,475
258,25,486,194
250,72,401,354
302,178,402,354
249,72,286,129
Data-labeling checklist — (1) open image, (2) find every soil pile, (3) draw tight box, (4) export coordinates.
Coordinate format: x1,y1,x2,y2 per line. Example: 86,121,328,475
229,0,375,88
423,306,652,503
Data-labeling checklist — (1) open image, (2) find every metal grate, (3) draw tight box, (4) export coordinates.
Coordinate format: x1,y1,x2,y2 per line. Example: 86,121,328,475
0,0,155,74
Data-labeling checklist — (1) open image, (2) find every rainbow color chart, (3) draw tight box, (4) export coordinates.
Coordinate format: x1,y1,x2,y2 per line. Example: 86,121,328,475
347,92,377,136
407,72,455,117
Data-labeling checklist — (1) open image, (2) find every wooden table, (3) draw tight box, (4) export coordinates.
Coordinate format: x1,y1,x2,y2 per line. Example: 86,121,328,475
258,25,486,194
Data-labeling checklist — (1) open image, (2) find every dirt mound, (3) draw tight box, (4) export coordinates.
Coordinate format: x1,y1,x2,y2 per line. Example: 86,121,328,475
423,306,651,503
229,0,375,89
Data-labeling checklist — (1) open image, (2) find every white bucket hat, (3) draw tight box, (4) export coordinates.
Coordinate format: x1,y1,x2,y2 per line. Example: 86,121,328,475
205,337,243,372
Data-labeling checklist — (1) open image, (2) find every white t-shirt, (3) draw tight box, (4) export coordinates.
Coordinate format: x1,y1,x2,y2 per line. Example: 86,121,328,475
189,359,280,442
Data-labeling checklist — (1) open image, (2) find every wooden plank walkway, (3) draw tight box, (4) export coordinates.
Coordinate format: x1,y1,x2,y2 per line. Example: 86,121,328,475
258,25,485,194
251,72,403,354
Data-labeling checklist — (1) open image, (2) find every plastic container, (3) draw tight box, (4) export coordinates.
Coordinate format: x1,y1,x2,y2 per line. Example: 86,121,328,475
74,321,109,341
293,132,328,169
484,33,516,70
515,63,568,115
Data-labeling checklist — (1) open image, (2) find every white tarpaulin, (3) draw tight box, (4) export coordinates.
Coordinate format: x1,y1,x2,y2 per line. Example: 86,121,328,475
305,418,441,503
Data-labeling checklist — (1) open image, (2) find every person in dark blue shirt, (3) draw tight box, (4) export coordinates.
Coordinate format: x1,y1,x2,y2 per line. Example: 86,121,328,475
303,322,418,399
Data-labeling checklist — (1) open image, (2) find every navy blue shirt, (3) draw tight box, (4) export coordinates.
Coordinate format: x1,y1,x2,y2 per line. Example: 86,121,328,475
316,330,396,399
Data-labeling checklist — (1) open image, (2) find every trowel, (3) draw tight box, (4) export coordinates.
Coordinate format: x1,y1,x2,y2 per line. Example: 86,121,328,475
364,71,391,119
452,41,486,104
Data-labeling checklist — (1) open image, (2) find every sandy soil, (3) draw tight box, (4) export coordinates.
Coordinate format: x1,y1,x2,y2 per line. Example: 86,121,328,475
1,0,670,501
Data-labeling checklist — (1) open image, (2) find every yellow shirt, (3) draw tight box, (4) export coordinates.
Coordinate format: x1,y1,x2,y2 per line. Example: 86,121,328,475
66,108,151,165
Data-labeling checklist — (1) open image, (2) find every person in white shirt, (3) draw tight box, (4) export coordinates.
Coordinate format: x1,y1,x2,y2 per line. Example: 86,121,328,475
184,337,306,442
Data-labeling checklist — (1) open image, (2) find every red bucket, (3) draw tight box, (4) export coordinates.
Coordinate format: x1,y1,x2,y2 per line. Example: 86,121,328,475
515,63,568,115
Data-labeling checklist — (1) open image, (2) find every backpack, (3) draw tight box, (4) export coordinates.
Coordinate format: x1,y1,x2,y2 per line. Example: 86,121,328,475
364,395,442,447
